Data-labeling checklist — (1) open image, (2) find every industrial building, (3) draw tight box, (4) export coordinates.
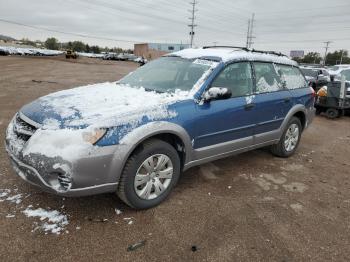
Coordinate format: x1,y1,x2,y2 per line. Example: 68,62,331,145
134,43,189,60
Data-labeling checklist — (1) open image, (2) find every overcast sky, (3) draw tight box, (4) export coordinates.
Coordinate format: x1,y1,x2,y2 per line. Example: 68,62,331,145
0,0,349,54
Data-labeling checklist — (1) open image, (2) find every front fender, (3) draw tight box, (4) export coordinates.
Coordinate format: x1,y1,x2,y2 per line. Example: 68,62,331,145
118,121,194,164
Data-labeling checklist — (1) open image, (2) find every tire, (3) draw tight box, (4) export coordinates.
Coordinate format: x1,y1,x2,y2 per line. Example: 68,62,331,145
117,139,181,209
325,108,339,119
271,117,302,158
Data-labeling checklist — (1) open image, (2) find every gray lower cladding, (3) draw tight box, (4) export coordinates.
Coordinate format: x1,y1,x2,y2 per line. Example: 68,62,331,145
5,143,124,197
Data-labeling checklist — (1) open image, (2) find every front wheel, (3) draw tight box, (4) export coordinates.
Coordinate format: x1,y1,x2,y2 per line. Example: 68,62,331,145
271,117,302,158
117,139,181,209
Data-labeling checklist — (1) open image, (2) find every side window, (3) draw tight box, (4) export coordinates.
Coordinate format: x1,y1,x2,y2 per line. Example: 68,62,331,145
275,64,307,90
253,62,282,93
211,62,253,97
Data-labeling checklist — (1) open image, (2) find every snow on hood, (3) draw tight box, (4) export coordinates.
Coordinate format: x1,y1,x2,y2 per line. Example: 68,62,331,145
17,82,191,162
21,82,190,129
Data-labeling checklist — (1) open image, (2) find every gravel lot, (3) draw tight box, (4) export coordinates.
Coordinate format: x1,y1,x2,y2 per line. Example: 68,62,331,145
0,56,350,262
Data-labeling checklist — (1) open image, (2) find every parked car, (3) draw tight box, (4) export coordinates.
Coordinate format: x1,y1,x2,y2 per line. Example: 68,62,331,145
117,53,128,61
328,64,350,77
103,53,118,60
300,67,330,90
5,47,315,209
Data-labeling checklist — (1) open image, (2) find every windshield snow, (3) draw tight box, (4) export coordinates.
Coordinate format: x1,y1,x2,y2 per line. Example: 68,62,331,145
119,57,215,93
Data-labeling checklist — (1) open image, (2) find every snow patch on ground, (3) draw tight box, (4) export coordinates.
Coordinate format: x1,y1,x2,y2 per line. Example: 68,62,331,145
6,194,23,204
23,207,69,234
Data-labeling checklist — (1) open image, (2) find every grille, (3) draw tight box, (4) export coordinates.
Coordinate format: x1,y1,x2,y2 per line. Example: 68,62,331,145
13,114,38,142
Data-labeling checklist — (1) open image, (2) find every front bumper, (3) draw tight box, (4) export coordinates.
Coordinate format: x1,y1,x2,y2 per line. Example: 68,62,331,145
5,114,130,197
5,144,121,197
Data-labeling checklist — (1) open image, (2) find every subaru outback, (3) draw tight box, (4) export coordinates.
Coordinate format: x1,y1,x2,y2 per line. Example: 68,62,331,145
5,47,316,209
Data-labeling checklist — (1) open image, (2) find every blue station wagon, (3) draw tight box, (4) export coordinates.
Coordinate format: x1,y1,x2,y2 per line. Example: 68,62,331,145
5,47,316,209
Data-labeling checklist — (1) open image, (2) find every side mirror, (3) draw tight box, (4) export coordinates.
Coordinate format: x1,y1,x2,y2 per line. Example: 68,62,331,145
203,87,232,102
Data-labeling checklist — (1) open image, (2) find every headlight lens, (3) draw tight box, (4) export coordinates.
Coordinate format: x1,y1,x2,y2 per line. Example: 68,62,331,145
82,129,106,144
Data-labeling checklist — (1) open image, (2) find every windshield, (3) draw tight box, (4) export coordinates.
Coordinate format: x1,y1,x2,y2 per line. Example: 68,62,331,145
119,57,215,93
301,68,318,78
340,70,350,81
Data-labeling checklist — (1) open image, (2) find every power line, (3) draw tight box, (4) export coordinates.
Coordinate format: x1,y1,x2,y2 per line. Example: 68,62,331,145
0,18,141,43
188,0,198,47
252,3,350,15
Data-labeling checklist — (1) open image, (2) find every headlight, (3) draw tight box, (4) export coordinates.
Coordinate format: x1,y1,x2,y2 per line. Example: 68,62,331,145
82,128,106,144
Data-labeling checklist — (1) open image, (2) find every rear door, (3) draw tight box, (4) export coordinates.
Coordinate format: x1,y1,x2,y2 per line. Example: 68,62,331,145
252,62,293,144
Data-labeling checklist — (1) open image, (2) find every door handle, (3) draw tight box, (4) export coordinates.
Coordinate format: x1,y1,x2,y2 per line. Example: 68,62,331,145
245,103,256,110
284,97,291,103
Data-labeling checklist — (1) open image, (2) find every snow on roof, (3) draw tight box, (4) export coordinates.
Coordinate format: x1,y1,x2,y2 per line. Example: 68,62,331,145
169,48,298,66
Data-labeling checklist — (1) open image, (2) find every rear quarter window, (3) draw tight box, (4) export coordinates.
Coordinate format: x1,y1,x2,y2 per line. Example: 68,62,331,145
275,64,307,90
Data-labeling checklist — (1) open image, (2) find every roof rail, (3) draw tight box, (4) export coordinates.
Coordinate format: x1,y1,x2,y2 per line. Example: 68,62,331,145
249,49,288,57
203,46,249,51
202,46,288,57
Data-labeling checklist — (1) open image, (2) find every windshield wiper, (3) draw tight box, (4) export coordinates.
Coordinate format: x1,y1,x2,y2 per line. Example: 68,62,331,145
144,88,165,94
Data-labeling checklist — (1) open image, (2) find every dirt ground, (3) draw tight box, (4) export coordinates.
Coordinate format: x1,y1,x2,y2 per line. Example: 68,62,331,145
0,55,350,262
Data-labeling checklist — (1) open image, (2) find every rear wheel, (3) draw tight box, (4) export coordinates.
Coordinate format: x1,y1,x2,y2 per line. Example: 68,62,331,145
117,139,181,209
271,117,302,158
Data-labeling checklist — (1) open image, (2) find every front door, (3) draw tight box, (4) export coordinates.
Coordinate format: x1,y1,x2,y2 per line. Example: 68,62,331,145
193,62,257,159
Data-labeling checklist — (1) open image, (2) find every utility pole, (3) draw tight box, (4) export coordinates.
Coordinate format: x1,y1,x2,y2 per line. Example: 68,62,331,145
246,19,251,48
340,49,344,64
246,13,255,49
188,0,198,48
323,41,332,66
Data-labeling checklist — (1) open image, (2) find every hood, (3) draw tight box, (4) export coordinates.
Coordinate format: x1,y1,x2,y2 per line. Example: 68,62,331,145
20,82,189,129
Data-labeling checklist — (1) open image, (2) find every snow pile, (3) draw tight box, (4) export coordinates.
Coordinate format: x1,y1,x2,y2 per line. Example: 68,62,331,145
76,52,104,58
0,45,63,56
170,48,297,66
23,207,69,234
38,83,188,127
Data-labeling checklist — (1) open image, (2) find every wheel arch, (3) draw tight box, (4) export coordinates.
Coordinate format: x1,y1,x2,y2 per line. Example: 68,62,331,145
117,122,193,172
280,105,307,134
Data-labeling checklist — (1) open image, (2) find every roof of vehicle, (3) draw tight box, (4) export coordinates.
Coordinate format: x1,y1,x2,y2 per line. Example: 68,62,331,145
168,47,298,66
